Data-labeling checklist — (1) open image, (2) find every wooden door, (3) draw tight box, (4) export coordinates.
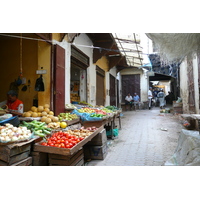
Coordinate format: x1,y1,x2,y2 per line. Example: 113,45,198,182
96,66,105,106
121,74,140,103
96,73,104,106
54,44,65,115
110,74,116,106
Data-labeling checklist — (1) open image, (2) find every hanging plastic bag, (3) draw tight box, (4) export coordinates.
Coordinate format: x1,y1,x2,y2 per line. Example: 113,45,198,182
35,75,45,91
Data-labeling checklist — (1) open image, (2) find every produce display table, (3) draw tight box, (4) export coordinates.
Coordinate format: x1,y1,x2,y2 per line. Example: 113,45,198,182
63,117,80,126
81,115,117,139
34,125,104,156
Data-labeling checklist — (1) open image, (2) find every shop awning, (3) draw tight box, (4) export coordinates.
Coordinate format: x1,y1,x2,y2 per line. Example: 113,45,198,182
112,33,143,68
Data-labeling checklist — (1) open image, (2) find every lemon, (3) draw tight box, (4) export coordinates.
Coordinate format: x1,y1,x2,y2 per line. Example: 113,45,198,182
60,122,67,128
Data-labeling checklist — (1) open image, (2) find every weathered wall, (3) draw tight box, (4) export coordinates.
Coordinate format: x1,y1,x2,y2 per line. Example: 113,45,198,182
180,58,189,113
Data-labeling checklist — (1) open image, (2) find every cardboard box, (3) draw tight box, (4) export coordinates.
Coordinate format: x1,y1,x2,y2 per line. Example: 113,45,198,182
86,129,107,146
84,143,108,160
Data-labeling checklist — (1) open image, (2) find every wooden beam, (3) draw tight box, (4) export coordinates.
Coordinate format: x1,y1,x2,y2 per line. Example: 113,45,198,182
108,56,123,70
93,41,114,63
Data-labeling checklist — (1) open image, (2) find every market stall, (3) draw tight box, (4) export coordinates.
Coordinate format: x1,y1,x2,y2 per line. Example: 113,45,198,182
0,102,123,166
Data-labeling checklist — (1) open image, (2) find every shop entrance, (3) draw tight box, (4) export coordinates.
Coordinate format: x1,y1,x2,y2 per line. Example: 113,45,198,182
70,46,89,103
121,74,140,103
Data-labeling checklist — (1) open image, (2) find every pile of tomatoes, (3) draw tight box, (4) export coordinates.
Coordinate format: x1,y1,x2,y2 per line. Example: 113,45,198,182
40,131,84,149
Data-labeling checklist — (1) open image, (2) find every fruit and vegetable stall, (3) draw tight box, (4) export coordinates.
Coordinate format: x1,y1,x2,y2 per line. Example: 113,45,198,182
0,103,122,166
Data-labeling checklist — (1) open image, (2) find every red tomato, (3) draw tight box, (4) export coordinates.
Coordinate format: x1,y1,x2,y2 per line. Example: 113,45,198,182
57,140,61,144
68,143,73,148
66,144,70,148
72,141,77,145
76,139,80,143
47,140,52,145
61,139,65,143
65,141,69,145
41,142,47,146
51,137,57,141
68,139,72,143
79,137,84,141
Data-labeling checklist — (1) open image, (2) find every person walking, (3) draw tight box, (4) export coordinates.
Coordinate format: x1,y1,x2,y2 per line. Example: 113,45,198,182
133,93,140,110
148,87,153,110
125,93,133,111
157,89,165,109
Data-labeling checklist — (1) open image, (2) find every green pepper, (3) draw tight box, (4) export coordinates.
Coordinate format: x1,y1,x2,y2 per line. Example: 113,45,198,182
34,131,46,137
43,129,51,135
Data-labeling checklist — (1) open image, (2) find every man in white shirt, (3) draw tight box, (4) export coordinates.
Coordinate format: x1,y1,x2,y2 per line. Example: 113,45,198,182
125,93,133,111
148,87,153,110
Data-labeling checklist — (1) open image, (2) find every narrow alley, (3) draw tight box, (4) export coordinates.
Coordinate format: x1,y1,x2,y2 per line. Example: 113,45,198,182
86,106,182,166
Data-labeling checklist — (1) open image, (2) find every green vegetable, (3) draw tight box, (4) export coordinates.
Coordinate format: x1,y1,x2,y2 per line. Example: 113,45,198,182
20,120,52,137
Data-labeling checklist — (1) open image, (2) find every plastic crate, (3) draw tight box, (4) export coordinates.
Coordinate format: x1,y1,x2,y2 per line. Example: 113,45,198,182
0,116,20,127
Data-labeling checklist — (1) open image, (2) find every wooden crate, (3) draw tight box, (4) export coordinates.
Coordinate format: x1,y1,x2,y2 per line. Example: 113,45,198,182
0,138,36,166
86,129,107,146
65,118,80,126
34,125,104,156
49,149,84,166
31,151,48,166
11,157,32,166
84,143,108,160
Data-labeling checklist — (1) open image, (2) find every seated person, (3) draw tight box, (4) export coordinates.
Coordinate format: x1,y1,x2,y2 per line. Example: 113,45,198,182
133,93,140,109
125,93,133,110
0,90,24,116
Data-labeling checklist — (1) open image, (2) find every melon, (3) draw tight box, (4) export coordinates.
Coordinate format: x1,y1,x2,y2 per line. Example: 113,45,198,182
37,112,42,117
32,112,38,117
41,116,47,122
44,108,50,113
37,106,44,112
31,106,37,112
45,118,52,124
44,104,50,108
52,116,59,122
49,111,54,116
41,111,47,116
24,112,31,117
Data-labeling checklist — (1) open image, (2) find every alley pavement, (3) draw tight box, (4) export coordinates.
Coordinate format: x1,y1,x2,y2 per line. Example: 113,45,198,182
85,106,182,166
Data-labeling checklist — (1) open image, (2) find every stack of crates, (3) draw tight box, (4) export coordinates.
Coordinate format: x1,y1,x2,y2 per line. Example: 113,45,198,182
0,140,33,166
83,129,108,161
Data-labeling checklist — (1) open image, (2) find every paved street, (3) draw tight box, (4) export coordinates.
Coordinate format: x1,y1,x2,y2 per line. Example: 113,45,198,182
85,106,182,166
